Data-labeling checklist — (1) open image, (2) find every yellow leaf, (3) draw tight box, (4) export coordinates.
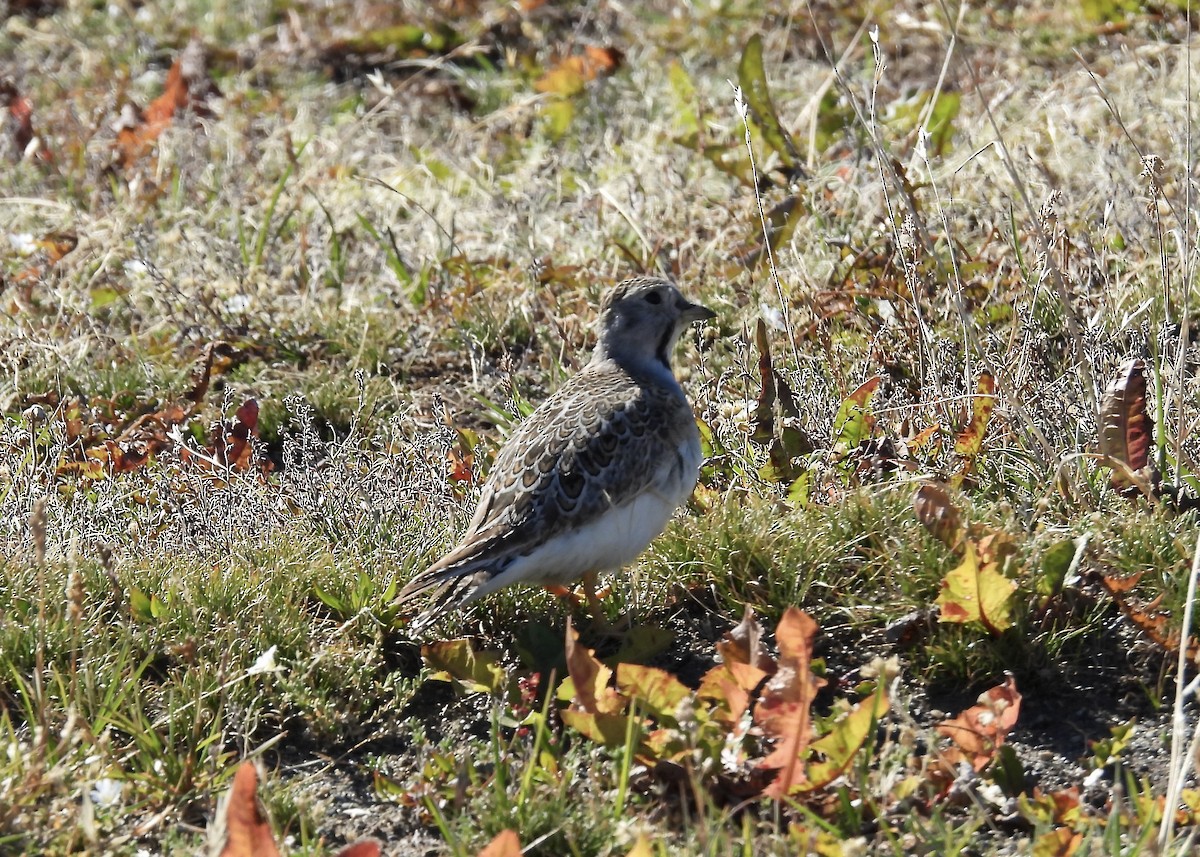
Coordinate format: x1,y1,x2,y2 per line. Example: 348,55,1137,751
625,835,655,857
936,541,1017,633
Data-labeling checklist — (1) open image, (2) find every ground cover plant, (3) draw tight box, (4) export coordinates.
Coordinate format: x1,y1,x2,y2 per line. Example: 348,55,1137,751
3,0,1200,854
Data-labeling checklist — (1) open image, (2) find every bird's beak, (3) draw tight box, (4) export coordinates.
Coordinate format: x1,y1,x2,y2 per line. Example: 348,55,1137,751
678,298,717,324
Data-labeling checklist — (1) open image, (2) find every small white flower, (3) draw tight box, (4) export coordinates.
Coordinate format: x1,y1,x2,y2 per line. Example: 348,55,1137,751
248,645,281,676
224,294,251,314
8,233,35,255
90,777,123,808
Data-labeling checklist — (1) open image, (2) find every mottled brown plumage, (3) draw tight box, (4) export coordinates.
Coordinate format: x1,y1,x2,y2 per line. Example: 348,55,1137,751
397,277,715,629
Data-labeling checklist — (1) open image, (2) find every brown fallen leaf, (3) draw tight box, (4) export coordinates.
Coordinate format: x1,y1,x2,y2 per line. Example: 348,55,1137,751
214,763,281,857
756,607,825,798
477,829,521,857
115,37,219,168
1097,359,1154,493
914,483,963,548
936,675,1021,771
212,761,383,857
715,603,775,673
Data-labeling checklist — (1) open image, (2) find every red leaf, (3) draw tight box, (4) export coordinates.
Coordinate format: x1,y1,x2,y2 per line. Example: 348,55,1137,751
1098,359,1153,490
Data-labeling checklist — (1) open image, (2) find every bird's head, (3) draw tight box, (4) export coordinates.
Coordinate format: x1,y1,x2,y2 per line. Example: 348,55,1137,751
594,277,716,371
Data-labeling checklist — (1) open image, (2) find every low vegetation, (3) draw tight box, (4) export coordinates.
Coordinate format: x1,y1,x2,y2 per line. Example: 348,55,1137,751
2,0,1199,854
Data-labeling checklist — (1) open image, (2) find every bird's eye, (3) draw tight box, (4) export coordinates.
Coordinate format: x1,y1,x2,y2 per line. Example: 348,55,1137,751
644,291,663,305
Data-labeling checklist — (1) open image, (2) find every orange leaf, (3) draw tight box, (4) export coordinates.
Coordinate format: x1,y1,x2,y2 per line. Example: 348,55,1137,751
535,46,623,95
755,608,826,798
1032,827,1082,857
335,841,382,857
564,619,625,715
115,38,217,168
216,763,281,857
477,829,521,857
936,676,1021,770
954,371,996,458
697,658,770,726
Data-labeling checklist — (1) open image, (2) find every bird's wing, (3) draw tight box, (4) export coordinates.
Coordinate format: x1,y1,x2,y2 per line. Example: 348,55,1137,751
395,366,695,611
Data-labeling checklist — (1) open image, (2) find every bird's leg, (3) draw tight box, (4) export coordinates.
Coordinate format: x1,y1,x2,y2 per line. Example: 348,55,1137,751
545,583,586,608
583,571,603,620
584,571,632,635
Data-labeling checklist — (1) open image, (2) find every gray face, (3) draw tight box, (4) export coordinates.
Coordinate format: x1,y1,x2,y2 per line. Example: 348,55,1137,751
597,278,715,370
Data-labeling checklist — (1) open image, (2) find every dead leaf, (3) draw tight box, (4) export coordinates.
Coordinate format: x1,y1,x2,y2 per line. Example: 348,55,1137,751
477,829,521,857
115,38,218,168
716,603,775,673
936,675,1021,771
756,607,826,798
535,46,623,96
1098,359,1154,492
954,371,996,458
214,763,281,857
563,619,625,715
914,483,963,548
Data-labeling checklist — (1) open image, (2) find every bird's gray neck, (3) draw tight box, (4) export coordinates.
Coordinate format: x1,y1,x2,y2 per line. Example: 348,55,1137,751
590,333,684,391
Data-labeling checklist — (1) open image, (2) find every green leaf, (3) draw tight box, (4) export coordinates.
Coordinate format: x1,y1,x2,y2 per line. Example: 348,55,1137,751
1038,538,1077,597
560,709,637,748
832,377,881,451
936,542,1017,634
312,584,348,617
372,769,407,800
541,98,575,141
90,287,121,311
736,34,799,169
129,587,154,623
786,470,812,508
668,61,699,139
924,91,961,156
802,682,890,791
992,744,1026,797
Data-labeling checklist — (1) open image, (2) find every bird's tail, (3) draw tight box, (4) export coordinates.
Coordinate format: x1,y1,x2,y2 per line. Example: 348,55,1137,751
393,564,489,634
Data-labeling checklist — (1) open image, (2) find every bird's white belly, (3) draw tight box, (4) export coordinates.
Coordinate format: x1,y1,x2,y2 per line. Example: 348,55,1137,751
531,489,679,580
465,451,700,602
481,490,674,595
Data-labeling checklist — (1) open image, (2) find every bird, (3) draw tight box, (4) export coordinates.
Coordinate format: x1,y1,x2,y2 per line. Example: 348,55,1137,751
396,276,716,631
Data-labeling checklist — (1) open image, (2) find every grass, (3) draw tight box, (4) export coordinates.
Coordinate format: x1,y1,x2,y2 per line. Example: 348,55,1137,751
3,0,1200,854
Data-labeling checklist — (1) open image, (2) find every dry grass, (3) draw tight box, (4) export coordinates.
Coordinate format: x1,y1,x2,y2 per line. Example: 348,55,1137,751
3,0,1200,854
